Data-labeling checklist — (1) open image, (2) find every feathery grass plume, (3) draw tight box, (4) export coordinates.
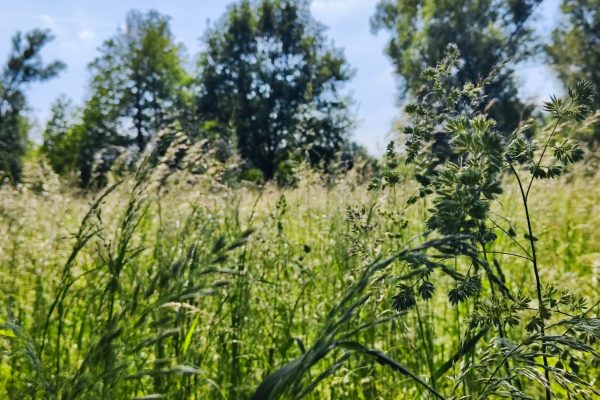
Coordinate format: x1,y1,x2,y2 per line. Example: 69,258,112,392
382,46,599,398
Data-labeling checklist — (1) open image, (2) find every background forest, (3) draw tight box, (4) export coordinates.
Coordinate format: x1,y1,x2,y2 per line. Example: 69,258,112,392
1,0,599,399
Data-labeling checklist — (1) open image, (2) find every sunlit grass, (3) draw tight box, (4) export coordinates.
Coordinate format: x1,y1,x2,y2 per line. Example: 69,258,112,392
0,160,598,398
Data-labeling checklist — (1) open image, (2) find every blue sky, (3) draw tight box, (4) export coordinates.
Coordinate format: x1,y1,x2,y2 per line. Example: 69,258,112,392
0,0,563,155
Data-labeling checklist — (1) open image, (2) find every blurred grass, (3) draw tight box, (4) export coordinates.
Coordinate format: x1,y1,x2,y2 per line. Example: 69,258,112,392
0,160,598,399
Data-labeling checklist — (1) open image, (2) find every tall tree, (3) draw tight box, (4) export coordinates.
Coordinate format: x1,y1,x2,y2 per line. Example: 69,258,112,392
0,29,64,183
42,96,81,175
371,0,541,135
77,9,189,185
548,0,600,143
197,0,354,179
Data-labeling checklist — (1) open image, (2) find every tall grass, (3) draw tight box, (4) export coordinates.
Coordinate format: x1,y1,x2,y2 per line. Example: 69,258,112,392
1,152,598,398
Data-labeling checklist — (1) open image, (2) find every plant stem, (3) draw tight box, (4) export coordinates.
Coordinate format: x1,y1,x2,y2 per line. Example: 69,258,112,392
509,162,551,400
525,106,569,200
415,301,436,387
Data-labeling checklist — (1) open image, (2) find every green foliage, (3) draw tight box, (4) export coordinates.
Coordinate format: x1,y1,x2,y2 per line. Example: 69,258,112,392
0,144,599,399
197,0,354,178
1,4,600,400
42,96,82,175
508,80,595,184
363,47,598,399
0,29,64,183
548,0,600,143
75,10,189,186
240,166,265,183
274,159,298,187
252,235,461,400
391,283,416,311
470,292,531,329
448,275,482,305
371,0,540,135
394,49,506,238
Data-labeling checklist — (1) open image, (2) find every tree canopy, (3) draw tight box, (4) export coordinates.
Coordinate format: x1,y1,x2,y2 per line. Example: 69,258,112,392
0,29,64,183
371,0,541,135
548,0,600,143
75,10,189,185
6,1,600,188
197,0,354,179
42,96,80,176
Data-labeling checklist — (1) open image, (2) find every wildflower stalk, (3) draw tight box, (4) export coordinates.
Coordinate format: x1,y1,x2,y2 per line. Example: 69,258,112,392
511,94,579,400
509,161,551,400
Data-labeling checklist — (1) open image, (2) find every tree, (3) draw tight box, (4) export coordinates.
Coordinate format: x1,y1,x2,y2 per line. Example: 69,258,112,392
42,96,81,175
0,29,64,183
197,0,354,179
77,9,189,186
371,0,541,136
548,0,600,143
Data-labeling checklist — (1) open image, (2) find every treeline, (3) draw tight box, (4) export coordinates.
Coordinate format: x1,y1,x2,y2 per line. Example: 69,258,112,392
0,0,599,186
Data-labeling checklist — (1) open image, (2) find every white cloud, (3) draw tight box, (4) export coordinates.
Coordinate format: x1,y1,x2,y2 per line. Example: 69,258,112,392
78,29,96,41
40,14,53,24
39,14,61,32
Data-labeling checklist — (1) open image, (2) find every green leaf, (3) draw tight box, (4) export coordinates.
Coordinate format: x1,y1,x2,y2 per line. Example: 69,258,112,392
448,275,481,305
418,281,436,300
392,284,416,311
530,165,563,179
0,328,16,338
182,315,200,355
554,141,584,165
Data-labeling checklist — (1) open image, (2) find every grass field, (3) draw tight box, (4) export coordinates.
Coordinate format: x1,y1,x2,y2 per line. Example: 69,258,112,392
1,159,599,399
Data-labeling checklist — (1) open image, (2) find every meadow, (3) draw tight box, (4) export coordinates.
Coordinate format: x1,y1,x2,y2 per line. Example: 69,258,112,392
1,149,598,399
1,0,599,398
